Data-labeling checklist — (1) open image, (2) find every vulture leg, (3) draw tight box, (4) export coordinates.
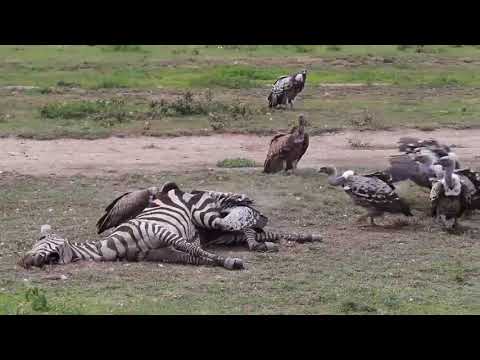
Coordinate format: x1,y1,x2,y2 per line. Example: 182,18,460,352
285,160,294,175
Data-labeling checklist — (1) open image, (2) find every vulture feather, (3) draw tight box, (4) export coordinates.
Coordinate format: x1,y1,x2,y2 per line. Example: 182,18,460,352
319,166,413,226
430,157,471,231
264,114,309,174
96,186,161,234
267,70,307,109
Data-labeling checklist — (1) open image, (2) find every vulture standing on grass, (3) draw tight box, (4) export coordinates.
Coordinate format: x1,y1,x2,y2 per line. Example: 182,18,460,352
267,70,307,109
263,114,309,174
96,186,169,234
430,156,471,231
318,166,413,226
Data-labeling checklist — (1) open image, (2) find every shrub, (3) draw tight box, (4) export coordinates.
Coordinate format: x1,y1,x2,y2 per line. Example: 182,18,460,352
216,158,257,168
39,99,134,127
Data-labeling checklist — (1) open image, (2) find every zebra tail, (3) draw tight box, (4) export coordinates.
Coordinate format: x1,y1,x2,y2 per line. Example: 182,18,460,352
259,231,322,243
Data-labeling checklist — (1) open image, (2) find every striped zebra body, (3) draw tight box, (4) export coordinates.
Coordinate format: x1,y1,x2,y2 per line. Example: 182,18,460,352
19,189,256,270
19,188,322,269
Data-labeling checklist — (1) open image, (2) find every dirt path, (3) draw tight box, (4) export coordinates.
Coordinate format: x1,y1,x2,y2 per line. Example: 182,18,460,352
2,129,480,177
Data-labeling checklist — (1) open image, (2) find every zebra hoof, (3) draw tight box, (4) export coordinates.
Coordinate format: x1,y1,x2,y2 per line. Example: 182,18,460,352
224,257,245,270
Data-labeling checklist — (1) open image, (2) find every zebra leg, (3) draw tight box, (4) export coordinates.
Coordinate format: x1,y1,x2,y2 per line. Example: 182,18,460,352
159,230,244,270
140,247,215,266
242,228,278,252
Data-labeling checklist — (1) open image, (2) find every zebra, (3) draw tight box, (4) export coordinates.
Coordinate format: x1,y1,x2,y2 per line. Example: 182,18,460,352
19,187,322,270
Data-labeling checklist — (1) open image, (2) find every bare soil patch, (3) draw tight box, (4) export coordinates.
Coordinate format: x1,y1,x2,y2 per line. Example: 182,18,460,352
2,128,480,177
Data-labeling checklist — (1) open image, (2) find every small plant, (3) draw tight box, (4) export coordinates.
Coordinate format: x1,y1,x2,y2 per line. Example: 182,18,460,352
340,300,376,314
14,287,50,314
216,158,257,168
39,99,134,127
57,80,79,88
349,109,377,128
347,137,371,149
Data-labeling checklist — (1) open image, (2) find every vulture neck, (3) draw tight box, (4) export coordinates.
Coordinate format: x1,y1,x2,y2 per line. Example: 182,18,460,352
295,123,305,135
326,168,345,186
443,164,455,189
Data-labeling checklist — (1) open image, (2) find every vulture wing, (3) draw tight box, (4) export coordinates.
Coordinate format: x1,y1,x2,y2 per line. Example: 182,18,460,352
363,170,395,189
387,155,421,182
96,189,153,234
264,133,292,173
296,133,309,163
430,181,444,217
455,169,480,189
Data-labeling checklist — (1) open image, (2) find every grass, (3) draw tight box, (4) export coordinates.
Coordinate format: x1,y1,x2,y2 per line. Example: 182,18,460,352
2,45,480,90
216,158,258,168
1,45,480,138
1,170,479,314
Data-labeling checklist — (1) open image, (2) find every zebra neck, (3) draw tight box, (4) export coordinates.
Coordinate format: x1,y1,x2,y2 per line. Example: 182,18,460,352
63,239,106,263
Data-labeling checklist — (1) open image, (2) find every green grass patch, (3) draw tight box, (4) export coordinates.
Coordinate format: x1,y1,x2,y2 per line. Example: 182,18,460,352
216,158,258,168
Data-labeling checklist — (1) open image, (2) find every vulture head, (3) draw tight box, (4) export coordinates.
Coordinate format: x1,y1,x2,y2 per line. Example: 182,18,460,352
318,166,350,186
298,114,308,127
294,69,307,82
434,156,455,170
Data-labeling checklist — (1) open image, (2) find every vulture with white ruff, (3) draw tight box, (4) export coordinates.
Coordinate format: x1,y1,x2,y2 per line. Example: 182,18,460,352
430,156,471,231
267,70,307,109
263,114,309,174
318,166,413,226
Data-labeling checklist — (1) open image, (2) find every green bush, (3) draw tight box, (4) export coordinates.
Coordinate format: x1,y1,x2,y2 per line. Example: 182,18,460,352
39,99,133,126
216,158,257,168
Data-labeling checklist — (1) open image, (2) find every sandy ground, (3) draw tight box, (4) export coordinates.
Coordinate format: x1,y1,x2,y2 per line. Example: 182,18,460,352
2,128,480,177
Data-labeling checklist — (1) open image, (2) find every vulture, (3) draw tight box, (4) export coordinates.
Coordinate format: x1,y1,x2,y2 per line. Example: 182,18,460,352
386,137,461,187
318,166,413,226
263,114,309,174
96,185,169,234
387,152,445,188
396,137,460,168
430,156,471,231
267,70,307,109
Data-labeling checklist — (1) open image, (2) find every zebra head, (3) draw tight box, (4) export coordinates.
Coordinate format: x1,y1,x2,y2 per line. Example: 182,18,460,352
18,232,72,269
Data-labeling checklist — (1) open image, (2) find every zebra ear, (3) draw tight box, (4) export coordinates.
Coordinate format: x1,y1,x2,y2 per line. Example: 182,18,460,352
160,182,180,193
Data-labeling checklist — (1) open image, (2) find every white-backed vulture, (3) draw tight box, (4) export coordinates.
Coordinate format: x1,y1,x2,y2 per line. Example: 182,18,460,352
319,166,413,226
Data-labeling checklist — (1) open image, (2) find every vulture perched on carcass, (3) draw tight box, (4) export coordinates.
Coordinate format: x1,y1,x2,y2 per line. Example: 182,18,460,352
318,166,413,226
95,183,179,234
263,114,309,174
267,70,307,109
430,156,471,231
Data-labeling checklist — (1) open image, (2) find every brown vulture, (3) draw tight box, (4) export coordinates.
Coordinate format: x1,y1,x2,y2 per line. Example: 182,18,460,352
95,185,178,234
263,114,309,174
